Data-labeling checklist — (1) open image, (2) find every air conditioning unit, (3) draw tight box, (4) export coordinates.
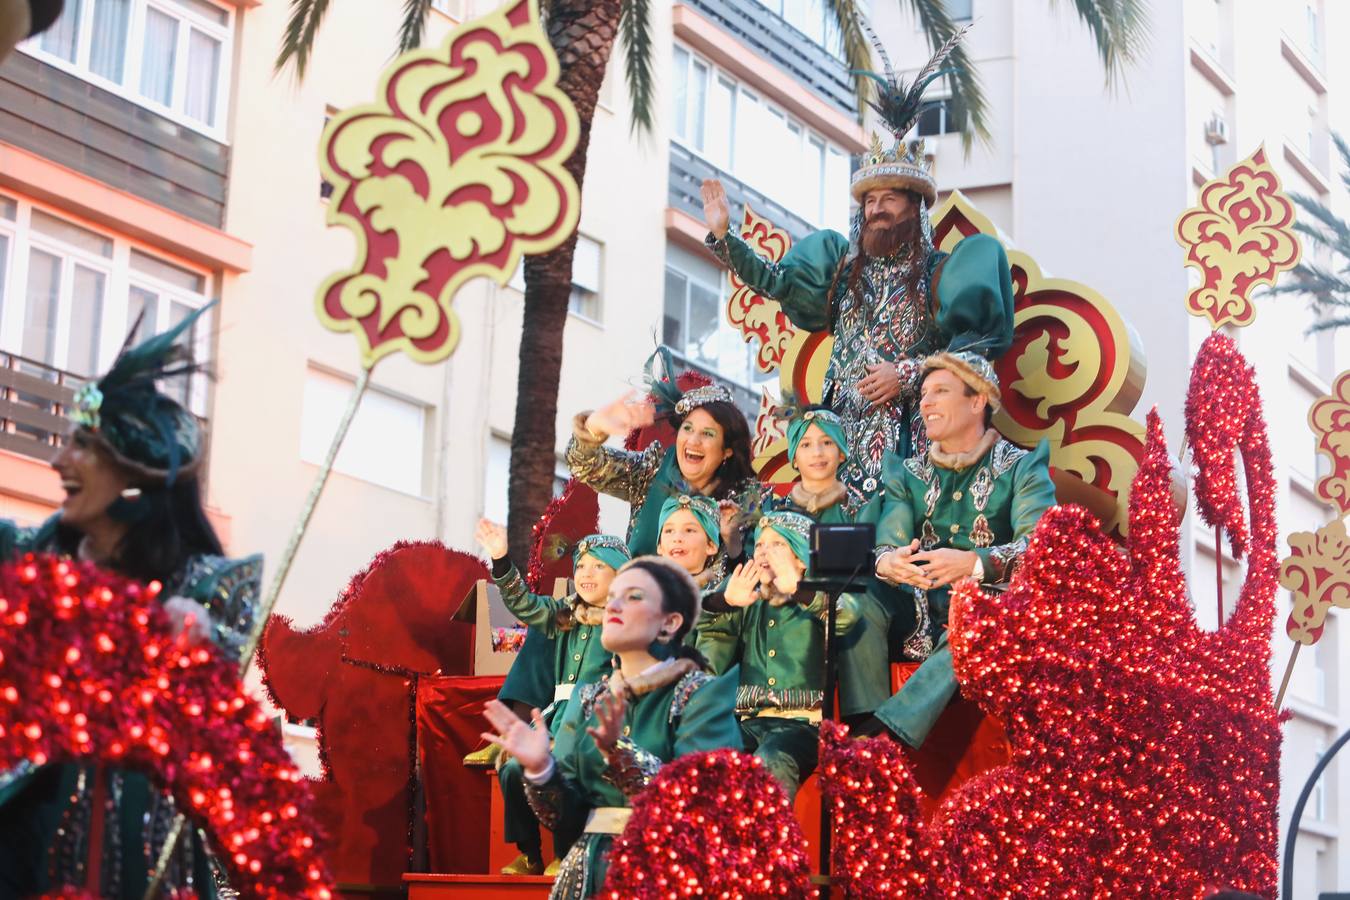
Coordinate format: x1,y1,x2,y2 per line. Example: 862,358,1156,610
1205,113,1229,146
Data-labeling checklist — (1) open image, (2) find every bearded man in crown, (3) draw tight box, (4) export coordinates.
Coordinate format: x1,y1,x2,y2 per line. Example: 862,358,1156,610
701,35,1014,496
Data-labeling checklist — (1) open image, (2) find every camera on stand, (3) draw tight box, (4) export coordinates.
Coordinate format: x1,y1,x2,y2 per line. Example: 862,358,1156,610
803,522,875,593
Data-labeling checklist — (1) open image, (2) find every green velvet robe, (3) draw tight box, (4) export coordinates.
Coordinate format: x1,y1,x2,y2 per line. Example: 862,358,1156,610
0,515,261,898
525,664,742,899
872,435,1057,747
707,229,1014,495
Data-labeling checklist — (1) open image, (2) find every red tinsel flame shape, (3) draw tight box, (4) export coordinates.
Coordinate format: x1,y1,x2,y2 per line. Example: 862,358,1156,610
0,555,334,899
936,399,1281,897
600,748,817,898
1186,332,1264,559
818,719,932,898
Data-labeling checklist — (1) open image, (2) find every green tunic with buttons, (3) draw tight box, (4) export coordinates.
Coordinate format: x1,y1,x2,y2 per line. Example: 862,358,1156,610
494,564,612,730
0,514,261,899
872,434,1056,747
525,664,742,899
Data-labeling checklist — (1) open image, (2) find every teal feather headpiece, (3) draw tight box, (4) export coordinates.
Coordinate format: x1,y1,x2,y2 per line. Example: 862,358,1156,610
70,302,214,487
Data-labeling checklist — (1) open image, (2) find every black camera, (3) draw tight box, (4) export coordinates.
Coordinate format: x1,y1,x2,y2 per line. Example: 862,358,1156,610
804,522,875,592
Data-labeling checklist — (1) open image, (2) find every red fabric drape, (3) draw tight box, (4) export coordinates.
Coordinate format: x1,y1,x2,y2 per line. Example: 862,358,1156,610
416,675,505,873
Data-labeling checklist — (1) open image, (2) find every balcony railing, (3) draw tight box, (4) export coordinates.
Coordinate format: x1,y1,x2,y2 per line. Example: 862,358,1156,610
679,0,855,117
0,353,79,463
668,142,815,245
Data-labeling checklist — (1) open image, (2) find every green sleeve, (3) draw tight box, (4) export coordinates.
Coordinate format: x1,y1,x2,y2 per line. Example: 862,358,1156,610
708,229,850,332
934,233,1015,358
495,563,567,634
875,452,917,552
693,609,743,677
805,591,860,635
974,440,1057,582
564,413,668,505
673,668,744,757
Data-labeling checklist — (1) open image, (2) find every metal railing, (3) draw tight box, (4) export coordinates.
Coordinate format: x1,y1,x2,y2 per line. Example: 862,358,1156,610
679,0,856,116
668,142,815,244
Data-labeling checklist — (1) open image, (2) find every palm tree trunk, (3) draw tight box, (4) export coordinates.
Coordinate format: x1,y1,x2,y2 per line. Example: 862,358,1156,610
506,0,622,564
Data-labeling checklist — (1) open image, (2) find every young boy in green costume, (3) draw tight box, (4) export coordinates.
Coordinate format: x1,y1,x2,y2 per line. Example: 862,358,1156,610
695,511,859,801
475,520,629,875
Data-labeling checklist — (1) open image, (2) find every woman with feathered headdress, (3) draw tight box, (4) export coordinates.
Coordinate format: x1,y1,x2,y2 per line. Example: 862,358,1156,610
0,305,258,897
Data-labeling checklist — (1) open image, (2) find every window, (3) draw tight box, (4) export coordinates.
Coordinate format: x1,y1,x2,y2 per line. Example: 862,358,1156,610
300,366,428,496
672,46,852,232
662,246,772,394
754,0,843,58
1311,739,1327,821
431,0,464,17
483,432,569,522
24,0,234,137
503,234,603,323
946,0,973,21
0,192,211,405
916,98,960,137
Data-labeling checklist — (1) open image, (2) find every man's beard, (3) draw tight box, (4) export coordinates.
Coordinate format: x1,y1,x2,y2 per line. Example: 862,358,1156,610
860,212,922,258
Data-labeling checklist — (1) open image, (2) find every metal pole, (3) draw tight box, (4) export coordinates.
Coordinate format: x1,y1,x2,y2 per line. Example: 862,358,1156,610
1282,726,1350,898
144,366,372,899
1274,643,1302,711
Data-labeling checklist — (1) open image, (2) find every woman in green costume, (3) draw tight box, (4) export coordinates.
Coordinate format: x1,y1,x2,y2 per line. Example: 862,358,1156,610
481,556,741,899
476,520,629,875
0,307,260,898
566,347,764,560
695,511,857,801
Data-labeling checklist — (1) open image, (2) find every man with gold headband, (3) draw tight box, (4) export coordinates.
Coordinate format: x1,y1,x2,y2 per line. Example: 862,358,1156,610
700,31,1014,495
871,351,1056,752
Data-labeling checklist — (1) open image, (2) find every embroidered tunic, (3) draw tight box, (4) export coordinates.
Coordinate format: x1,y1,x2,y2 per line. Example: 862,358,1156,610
707,229,1014,495
525,666,741,899
872,435,1056,747
0,514,260,898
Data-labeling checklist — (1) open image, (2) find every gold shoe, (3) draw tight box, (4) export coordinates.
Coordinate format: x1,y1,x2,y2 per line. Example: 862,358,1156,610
462,744,500,767
544,859,561,876
500,853,544,876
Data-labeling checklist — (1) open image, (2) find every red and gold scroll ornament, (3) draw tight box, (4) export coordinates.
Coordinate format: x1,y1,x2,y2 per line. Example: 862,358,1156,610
726,205,798,375
1281,517,1350,646
1308,369,1350,516
1175,147,1301,330
742,193,1146,534
317,0,579,368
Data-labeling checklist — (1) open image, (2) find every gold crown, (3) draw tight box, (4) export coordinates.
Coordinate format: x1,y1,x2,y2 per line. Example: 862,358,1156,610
851,134,936,206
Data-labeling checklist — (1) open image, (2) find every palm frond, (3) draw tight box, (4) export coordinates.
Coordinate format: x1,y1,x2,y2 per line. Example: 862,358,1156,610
824,0,877,121
1058,0,1151,84
396,0,436,55
275,0,333,78
1288,193,1350,257
907,0,990,152
620,0,656,136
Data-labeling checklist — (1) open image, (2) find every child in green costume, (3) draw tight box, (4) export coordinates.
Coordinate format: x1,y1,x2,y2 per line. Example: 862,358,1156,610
475,520,629,875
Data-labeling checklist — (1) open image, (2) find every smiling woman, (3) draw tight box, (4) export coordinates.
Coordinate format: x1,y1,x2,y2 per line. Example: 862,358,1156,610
564,348,764,563
0,305,262,898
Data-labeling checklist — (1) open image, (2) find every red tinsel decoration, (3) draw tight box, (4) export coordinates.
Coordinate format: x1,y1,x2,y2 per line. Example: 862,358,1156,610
600,749,817,898
525,478,600,593
0,555,334,899
818,720,931,897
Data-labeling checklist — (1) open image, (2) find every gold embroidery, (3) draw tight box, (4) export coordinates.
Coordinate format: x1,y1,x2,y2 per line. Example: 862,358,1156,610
971,514,994,548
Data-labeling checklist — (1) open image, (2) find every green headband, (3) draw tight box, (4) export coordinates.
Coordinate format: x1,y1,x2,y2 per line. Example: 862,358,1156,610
659,494,721,547
752,511,813,565
787,409,848,464
572,534,630,572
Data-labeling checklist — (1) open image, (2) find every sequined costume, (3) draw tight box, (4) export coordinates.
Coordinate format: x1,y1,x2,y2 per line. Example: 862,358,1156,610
706,219,1013,495
0,515,260,899
872,432,1056,747
523,660,741,899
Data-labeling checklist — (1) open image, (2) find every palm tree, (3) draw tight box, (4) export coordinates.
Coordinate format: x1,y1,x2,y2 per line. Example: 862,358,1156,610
277,0,1149,562
1273,133,1350,334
